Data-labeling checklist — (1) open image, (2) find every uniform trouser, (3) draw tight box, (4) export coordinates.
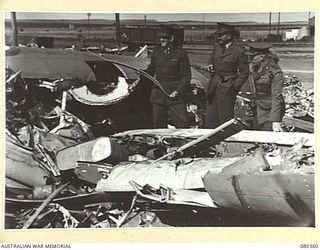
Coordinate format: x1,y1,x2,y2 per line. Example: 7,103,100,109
256,121,273,131
204,88,236,129
152,102,189,128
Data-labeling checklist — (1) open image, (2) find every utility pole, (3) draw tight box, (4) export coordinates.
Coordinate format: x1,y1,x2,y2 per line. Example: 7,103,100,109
202,13,205,41
115,13,121,47
144,15,147,24
11,12,18,46
87,13,91,41
268,12,272,38
277,12,281,41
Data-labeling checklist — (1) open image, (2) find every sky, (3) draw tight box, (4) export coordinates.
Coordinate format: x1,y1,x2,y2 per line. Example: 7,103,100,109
5,12,315,23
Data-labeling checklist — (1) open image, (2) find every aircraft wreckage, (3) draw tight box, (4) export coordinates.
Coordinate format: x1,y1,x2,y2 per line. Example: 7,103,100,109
5,46,315,228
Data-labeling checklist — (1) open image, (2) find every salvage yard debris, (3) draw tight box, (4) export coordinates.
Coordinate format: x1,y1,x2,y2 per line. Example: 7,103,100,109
5,49,315,228
282,75,314,132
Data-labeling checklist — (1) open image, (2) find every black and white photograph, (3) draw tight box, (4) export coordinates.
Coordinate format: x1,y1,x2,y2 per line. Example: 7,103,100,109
4,11,315,230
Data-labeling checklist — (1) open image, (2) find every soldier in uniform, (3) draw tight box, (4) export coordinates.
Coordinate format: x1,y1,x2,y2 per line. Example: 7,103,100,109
205,23,249,129
246,43,285,131
145,26,191,128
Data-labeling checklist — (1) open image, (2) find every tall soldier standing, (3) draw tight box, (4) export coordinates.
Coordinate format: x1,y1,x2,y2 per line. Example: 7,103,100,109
246,43,285,131
145,26,191,128
205,23,249,128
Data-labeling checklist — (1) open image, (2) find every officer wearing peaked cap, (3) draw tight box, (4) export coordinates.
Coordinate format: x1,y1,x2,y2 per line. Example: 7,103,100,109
145,25,191,128
205,22,249,129
247,42,285,132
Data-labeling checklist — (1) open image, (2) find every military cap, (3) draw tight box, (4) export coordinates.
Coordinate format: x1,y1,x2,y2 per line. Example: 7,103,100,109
215,22,236,35
158,25,175,37
246,42,273,53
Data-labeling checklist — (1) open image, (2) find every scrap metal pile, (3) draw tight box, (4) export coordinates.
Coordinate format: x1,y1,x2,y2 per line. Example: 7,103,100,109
5,63,315,228
282,75,314,132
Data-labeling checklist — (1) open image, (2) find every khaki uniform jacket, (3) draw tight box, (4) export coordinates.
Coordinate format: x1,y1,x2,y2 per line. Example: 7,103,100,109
254,55,285,124
145,46,191,105
207,42,249,97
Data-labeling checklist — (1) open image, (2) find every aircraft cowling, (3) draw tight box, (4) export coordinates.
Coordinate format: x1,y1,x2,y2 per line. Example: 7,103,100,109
5,46,154,134
5,46,149,106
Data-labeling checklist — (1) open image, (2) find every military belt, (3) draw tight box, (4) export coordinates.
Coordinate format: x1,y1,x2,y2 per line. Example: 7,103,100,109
256,92,271,98
216,74,237,82
157,78,180,83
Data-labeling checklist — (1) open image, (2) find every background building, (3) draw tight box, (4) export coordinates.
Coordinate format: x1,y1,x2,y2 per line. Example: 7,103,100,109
5,17,314,48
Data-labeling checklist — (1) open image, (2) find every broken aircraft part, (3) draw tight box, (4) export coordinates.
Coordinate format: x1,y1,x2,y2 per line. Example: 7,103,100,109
6,135,52,190
5,45,315,228
203,170,314,225
56,137,128,171
6,46,208,135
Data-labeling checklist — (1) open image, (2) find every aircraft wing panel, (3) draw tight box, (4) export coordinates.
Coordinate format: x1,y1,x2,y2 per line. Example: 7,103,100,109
6,47,96,82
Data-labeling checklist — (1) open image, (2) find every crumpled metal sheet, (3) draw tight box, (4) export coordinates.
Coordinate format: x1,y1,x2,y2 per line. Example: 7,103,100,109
129,181,216,207
266,138,314,171
96,156,243,192
283,75,314,119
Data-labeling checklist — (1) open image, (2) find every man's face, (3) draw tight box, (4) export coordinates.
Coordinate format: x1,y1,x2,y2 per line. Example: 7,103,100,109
252,54,266,69
160,35,173,47
217,32,231,45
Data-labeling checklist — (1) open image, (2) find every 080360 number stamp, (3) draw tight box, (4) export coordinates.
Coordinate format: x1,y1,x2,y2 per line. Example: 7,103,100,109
300,244,319,248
